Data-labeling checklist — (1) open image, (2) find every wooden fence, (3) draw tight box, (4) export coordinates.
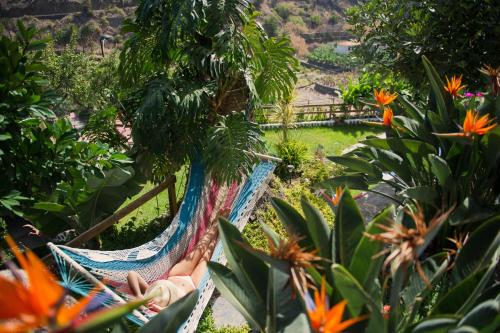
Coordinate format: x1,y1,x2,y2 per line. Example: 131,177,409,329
258,102,377,124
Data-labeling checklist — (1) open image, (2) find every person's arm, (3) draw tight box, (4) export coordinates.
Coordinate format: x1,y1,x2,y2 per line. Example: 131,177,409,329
127,271,149,297
190,224,219,287
168,221,219,277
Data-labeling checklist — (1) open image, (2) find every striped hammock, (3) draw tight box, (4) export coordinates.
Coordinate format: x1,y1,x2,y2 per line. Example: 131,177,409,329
48,160,275,332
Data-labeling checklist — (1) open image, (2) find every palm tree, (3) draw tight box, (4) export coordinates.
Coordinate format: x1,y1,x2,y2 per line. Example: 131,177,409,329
118,0,299,203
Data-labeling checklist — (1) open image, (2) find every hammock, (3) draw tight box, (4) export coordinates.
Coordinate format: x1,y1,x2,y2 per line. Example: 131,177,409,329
48,159,276,332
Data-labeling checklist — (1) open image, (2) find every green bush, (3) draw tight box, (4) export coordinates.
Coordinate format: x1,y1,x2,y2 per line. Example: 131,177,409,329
309,14,321,28
56,24,77,45
101,215,172,250
275,140,308,179
288,15,305,27
341,70,411,108
274,3,296,20
307,43,360,68
211,189,500,332
332,57,500,240
329,13,339,24
262,13,281,37
78,20,101,49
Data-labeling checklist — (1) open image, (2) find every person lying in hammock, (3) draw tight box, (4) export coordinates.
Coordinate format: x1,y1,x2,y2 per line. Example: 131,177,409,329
127,214,222,312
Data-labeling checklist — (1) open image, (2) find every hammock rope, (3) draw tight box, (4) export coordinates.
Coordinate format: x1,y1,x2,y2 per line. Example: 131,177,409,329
48,160,275,332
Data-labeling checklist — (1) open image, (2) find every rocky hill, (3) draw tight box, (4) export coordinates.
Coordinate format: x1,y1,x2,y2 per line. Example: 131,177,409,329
0,0,356,56
255,1,356,56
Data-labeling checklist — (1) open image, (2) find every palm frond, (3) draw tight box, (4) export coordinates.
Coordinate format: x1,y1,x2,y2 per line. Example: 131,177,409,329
204,112,265,184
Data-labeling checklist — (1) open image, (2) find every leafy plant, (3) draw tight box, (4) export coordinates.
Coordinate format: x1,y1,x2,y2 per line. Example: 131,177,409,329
275,140,307,179
347,0,500,88
0,22,140,237
328,57,500,237
210,189,500,332
341,70,412,108
307,43,360,69
119,0,299,185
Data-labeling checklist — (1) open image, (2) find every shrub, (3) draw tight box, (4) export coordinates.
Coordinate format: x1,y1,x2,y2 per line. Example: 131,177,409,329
78,20,101,50
275,140,308,179
329,13,339,24
331,57,500,239
274,3,296,20
341,70,411,108
55,24,77,45
211,188,500,332
309,14,322,28
262,14,281,37
287,15,305,27
289,33,308,58
307,43,360,68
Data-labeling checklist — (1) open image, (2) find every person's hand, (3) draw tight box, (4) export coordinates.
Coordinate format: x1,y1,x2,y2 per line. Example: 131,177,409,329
148,303,165,312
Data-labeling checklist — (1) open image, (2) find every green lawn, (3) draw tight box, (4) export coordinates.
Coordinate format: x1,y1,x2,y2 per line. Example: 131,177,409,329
263,125,382,157
115,166,189,229
114,125,380,229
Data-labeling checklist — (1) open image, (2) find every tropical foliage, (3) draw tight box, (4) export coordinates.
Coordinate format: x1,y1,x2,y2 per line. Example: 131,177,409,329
118,0,299,183
307,43,360,69
347,0,500,87
0,236,199,333
209,190,499,332
0,22,141,237
327,57,500,238
341,71,412,108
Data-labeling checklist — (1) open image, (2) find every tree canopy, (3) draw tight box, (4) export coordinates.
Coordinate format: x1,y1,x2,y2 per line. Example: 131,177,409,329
348,0,500,88
119,0,299,182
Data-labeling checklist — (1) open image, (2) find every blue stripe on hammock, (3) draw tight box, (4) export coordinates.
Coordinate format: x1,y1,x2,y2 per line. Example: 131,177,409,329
58,161,206,271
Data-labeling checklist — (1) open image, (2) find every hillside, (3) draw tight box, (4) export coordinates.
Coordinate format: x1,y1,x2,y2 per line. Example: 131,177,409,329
255,0,356,56
1,1,356,55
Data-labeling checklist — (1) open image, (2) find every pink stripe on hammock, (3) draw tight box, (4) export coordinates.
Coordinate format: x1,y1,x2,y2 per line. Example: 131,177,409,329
184,180,220,255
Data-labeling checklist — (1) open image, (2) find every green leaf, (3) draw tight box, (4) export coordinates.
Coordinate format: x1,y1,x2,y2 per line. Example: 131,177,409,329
329,156,382,178
362,138,437,156
137,291,199,333
319,175,370,191
399,186,438,206
271,197,313,248
300,197,330,259
33,201,66,212
208,262,265,330
412,318,458,333
457,299,500,333
422,55,453,124
451,215,500,284
217,218,269,306
349,206,394,293
432,268,486,315
429,155,453,191
401,253,448,309
266,262,310,332
334,189,365,266
0,133,11,141
75,298,148,333
332,264,384,331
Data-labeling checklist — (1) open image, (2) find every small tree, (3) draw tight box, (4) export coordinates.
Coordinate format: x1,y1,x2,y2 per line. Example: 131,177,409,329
78,20,100,51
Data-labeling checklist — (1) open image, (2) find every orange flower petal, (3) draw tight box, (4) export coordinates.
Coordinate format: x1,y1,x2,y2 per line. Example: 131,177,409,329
324,300,347,325
0,277,32,318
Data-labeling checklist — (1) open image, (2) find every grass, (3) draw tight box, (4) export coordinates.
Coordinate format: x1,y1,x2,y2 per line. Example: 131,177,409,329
115,165,189,229
263,125,382,157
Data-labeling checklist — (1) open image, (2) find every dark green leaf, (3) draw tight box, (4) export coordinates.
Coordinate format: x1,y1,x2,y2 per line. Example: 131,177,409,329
208,262,265,330
452,215,500,284
334,189,365,266
349,206,394,293
137,291,199,333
